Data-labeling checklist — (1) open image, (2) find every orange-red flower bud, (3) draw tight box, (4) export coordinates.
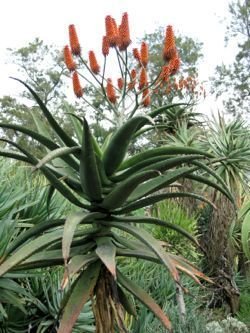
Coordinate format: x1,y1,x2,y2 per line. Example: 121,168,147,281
69,24,81,56
128,69,137,90
140,42,149,67
105,15,118,47
142,88,150,107
88,50,100,74
163,25,177,62
118,12,131,51
102,36,110,56
106,78,117,103
72,71,83,98
139,68,148,90
169,55,181,74
63,45,76,72
160,65,171,82
133,48,141,63
117,78,124,90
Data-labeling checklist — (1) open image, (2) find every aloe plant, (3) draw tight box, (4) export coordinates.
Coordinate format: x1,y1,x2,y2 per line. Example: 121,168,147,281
0,13,235,332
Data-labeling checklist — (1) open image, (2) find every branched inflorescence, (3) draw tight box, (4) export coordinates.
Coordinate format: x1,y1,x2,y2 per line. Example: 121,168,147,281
63,13,204,121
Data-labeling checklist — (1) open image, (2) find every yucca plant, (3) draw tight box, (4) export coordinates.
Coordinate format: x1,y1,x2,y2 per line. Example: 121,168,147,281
0,13,235,332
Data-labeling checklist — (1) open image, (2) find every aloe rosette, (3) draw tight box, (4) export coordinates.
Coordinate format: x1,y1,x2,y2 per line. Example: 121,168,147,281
0,13,235,333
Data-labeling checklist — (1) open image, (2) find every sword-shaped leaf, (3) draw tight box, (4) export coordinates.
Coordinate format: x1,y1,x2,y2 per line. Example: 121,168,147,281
95,237,117,278
127,166,197,202
80,119,102,202
112,216,199,247
116,191,216,214
101,221,179,282
101,170,158,210
0,229,63,276
63,211,105,263
58,261,101,333
103,116,148,176
11,77,78,148
34,146,80,170
119,146,213,171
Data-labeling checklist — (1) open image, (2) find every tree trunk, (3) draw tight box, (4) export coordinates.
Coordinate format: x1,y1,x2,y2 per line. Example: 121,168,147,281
93,266,129,333
199,196,240,314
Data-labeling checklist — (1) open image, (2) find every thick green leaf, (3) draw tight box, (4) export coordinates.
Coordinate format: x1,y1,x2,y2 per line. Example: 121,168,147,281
127,166,197,202
11,77,78,148
117,285,137,316
34,146,80,170
116,191,216,214
117,270,172,332
95,237,117,278
58,261,101,333
116,248,160,263
0,123,80,170
103,116,148,176
0,138,89,208
101,221,179,282
61,253,98,289
0,147,33,164
19,243,96,270
80,119,102,202
112,216,199,247
0,229,63,276
63,211,105,263
6,219,64,256
101,170,158,210
149,102,189,120
119,146,213,171
191,160,235,204
186,173,235,205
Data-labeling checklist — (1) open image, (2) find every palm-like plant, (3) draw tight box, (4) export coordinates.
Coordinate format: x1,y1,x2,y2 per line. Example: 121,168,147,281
199,114,250,313
0,14,235,332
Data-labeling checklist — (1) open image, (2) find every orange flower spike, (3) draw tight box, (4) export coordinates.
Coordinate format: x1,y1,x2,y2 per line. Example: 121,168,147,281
69,24,81,56
140,42,149,67
119,12,131,50
139,68,148,90
102,36,110,56
142,88,151,107
163,25,177,62
105,15,117,47
133,48,141,62
106,78,117,104
88,51,100,74
117,78,124,90
72,71,83,98
63,45,76,72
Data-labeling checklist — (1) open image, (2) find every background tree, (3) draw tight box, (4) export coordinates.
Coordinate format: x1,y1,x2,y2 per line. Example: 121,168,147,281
211,0,250,116
0,39,88,154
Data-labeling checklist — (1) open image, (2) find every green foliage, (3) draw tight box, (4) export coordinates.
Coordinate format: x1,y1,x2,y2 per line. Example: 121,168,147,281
151,200,198,259
120,258,209,333
211,0,250,115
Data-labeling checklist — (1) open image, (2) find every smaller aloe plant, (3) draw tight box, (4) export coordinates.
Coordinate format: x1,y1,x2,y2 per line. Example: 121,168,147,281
0,13,235,333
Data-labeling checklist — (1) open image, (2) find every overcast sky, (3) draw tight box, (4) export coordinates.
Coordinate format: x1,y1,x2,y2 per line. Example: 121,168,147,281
0,0,234,113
